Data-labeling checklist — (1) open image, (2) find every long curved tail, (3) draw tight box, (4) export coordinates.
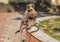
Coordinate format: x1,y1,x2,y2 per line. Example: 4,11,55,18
30,25,39,33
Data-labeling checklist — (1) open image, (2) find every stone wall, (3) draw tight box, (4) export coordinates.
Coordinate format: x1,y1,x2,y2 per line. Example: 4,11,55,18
26,32,42,42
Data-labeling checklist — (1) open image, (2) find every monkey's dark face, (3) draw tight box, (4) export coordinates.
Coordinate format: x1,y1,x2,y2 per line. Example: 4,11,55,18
26,6,32,12
27,5,34,9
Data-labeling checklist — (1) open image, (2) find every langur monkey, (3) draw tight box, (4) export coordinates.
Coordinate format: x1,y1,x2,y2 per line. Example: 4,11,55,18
24,3,37,27
15,3,39,34
24,3,39,33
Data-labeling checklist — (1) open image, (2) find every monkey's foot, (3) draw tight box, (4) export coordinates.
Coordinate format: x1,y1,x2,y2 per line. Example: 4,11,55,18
15,30,20,34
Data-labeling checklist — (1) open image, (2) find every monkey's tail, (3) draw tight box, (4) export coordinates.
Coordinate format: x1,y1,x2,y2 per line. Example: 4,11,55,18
30,25,39,33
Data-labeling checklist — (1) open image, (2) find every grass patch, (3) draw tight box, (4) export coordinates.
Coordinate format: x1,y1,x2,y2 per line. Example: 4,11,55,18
39,18,60,40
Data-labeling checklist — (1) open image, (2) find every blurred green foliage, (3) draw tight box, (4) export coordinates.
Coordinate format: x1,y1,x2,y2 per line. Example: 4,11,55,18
39,18,60,40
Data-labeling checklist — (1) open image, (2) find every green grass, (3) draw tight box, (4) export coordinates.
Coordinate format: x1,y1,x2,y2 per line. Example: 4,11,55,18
39,18,60,40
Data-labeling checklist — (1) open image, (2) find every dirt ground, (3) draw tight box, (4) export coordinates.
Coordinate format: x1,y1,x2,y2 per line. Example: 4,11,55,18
0,13,12,42
0,12,26,42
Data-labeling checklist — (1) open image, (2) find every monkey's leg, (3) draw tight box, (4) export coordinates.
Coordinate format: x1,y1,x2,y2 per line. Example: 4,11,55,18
15,26,23,34
15,26,22,34
15,21,23,34
22,40,25,42
20,27,26,34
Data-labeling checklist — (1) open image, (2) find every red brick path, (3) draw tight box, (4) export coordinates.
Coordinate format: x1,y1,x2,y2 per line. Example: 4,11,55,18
0,13,10,42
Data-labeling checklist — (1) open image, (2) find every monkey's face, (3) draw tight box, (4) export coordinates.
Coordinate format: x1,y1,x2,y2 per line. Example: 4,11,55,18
26,4,35,12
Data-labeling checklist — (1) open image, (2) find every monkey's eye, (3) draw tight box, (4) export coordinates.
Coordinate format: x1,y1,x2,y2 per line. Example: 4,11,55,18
32,5,35,8
27,6,30,9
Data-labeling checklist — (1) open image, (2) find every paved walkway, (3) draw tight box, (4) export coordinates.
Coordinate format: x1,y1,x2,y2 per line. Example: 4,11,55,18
0,13,10,42
28,16,60,42
0,12,26,42
3,13,21,42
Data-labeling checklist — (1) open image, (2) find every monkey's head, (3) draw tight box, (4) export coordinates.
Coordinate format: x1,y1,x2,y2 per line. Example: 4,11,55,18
26,4,35,12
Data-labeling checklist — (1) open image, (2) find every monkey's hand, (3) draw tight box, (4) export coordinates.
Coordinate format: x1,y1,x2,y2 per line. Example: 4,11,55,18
15,30,20,34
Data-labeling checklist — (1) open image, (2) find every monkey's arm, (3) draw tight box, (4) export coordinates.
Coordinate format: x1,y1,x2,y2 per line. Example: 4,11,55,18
34,11,37,17
24,11,28,19
32,10,37,18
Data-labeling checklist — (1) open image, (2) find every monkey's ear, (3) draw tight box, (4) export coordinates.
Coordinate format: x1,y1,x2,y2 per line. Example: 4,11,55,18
32,4,35,8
